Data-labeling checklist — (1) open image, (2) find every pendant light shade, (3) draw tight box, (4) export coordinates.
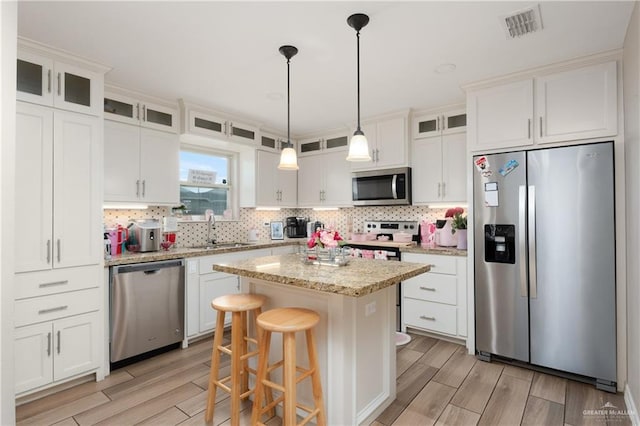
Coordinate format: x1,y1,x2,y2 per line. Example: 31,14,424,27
278,45,299,171
346,13,372,162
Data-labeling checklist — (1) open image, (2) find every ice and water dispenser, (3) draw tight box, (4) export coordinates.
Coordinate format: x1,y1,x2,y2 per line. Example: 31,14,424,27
484,224,515,264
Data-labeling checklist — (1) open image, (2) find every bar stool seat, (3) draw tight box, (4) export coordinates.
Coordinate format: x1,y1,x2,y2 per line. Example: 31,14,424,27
205,293,268,425
252,307,326,426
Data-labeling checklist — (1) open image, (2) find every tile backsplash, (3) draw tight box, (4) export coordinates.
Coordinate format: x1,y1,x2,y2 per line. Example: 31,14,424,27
103,205,463,247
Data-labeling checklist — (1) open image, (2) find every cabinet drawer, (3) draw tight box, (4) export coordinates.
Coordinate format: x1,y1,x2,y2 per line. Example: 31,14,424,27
404,298,457,336
14,266,101,300
402,253,457,275
15,288,101,327
403,273,456,305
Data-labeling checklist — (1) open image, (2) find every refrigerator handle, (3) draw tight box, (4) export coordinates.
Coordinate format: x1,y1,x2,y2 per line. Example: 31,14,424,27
528,185,538,299
518,185,527,297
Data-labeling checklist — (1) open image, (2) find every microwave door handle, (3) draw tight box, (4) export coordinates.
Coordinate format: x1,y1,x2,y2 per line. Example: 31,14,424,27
391,175,398,199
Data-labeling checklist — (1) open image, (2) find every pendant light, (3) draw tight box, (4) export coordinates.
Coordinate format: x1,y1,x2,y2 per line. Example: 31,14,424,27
278,45,299,170
346,13,372,162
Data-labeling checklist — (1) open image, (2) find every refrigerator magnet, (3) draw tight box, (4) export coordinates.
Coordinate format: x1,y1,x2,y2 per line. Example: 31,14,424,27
474,156,490,172
484,182,499,207
499,159,519,177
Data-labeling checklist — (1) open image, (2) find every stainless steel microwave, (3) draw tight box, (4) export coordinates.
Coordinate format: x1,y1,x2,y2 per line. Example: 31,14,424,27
352,167,412,206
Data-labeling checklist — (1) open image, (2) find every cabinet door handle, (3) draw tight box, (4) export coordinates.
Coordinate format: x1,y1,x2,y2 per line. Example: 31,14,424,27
39,280,68,288
528,118,531,139
136,103,140,120
229,122,233,136
539,116,543,138
47,69,52,93
46,240,51,264
438,116,441,131
376,149,380,162
136,180,140,197
437,182,441,198
419,286,436,291
47,332,52,357
143,105,146,122
38,305,68,315
442,182,446,198
57,72,61,96
142,180,146,197
56,239,61,263
420,315,436,321
57,330,61,354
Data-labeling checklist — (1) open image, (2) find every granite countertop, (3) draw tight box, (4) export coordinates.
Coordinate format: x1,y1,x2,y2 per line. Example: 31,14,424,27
212,254,430,297
104,241,301,266
400,245,467,257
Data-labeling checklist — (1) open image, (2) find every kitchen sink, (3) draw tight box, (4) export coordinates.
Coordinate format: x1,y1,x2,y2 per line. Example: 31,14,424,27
192,242,253,250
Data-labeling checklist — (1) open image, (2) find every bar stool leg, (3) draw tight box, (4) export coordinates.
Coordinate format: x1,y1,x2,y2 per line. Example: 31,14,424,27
306,329,327,426
251,329,271,425
283,331,297,425
230,311,243,426
205,310,226,422
240,310,249,394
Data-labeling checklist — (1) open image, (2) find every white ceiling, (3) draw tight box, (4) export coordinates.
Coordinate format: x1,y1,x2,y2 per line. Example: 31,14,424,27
17,1,635,137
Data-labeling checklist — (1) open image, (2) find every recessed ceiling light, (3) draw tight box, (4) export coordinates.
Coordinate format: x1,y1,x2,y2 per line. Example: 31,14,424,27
266,92,284,101
435,63,456,74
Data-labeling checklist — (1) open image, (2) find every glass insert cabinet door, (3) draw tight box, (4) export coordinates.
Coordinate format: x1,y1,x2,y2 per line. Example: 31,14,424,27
17,51,101,116
104,92,177,132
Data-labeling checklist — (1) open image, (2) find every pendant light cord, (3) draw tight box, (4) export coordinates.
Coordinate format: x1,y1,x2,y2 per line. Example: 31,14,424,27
356,30,361,132
287,57,291,148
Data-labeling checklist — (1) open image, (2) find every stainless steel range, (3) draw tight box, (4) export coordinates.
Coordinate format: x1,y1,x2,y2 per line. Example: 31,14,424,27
345,220,418,333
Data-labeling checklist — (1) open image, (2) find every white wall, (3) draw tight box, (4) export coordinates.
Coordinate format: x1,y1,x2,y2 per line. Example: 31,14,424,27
623,1,640,417
0,1,17,424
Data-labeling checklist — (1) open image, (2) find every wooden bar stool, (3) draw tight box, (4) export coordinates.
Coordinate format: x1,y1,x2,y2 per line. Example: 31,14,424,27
205,293,269,425
252,307,326,426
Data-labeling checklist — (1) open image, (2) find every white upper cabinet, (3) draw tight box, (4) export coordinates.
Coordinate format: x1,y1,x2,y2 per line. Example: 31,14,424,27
535,61,617,144
255,150,297,207
104,90,178,133
17,44,105,117
298,131,349,156
350,114,409,171
467,60,618,151
180,100,258,145
413,110,466,139
468,79,534,150
15,103,102,273
298,150,352,207
412,130,467,204
104,120,179,205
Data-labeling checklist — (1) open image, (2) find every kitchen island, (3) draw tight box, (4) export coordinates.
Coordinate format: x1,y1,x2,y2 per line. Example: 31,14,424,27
212,254,429,425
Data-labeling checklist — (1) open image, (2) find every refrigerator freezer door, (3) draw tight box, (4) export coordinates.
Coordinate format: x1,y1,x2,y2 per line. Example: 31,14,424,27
473,151,529,362
527,142,616,382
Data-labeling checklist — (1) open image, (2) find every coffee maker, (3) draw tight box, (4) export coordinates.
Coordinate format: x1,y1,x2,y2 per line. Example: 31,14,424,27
285,217,308,238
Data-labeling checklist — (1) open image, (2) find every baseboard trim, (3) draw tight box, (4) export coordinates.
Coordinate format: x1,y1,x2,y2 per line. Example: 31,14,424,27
625,384,640,426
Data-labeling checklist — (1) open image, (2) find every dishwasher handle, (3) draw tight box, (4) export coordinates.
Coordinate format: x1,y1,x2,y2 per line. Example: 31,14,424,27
113,259,184,275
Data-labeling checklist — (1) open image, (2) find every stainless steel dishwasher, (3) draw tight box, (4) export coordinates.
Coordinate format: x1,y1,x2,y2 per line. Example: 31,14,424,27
110,259,185,363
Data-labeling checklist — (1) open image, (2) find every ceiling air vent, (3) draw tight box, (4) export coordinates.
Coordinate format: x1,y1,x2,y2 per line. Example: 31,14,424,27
501,4,543,39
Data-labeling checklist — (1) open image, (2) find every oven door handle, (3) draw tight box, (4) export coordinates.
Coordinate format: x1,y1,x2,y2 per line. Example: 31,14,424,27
391,174,398,199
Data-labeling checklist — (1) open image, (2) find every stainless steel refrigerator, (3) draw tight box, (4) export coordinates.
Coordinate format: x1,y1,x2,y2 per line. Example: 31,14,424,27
473,142,616,391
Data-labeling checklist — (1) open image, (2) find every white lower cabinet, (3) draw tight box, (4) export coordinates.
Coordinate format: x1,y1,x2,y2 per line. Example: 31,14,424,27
186,247,279,340
199,273,239,333
402,253,467,339
14,311,100,395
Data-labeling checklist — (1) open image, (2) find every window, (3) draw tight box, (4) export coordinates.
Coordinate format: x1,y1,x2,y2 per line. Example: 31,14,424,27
179,149,231,216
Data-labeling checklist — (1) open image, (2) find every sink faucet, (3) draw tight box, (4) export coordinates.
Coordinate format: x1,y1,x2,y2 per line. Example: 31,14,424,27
206,211,216,245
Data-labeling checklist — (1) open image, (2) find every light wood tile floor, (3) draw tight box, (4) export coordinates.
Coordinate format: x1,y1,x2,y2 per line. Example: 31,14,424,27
16,333,631,426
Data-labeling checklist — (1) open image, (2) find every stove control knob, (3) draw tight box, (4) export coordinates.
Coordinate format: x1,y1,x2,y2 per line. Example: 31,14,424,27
367,224,371,228
409,225,415,229
404,225,409,229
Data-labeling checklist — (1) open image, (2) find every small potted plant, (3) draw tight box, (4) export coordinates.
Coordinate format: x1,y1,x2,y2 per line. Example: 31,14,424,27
450,212,467,250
